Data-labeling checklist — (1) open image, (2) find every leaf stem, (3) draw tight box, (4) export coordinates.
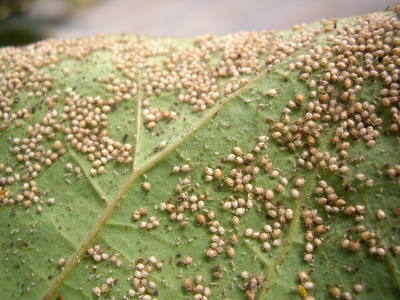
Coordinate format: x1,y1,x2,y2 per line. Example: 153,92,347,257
257,124,339,299
42,170,137,300
257,166,320,300
238,232,269,268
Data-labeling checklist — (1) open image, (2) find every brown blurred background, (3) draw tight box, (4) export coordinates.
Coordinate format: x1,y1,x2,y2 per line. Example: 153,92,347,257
0,0,397,46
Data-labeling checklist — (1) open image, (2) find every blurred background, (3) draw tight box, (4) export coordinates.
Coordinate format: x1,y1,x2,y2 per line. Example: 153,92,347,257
0,0,396,46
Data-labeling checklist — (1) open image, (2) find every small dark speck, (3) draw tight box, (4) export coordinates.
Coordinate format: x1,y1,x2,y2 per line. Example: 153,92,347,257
93,78,97,81
58,226,62,230
176,254,181,258
123,134,128,141
153,147,159,152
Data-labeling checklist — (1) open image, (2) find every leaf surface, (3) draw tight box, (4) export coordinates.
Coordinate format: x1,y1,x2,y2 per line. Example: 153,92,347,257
0,10,399,300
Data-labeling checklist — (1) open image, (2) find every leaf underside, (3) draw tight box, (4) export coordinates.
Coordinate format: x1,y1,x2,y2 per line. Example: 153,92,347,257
0,9,399,300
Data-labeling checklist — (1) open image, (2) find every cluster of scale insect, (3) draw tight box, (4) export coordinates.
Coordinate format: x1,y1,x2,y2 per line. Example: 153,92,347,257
0,90,133,209
0,49,141,213
168,143,297,261
142,107,177,130
183,276,212,300
242,274,265,300
123,257,162,300
298,175,400,297
87,242,122,267
264,13,400,184
103,30,277,126
92,277,119,298
0,117,70,210
93,256,162,299
206,145,300,254
143,137,306,297
0,174,52,211
60,87,134,176
278,12,400,299
158,173,215,229
132,207,161,230
201,12,400,299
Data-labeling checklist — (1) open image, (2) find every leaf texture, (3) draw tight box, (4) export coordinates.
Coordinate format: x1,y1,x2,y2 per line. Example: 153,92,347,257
0,9,399,300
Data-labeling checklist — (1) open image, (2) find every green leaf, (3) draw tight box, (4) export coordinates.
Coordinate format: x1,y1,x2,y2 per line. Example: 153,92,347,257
0,10,400,300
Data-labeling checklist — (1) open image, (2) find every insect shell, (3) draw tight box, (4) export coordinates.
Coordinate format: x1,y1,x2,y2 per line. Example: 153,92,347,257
143,182,151,191
377,209,386,219
58,258,66,266
298,271,308,283
331,287,341,297
184,278,192,291
206,249,217,259
227,247,235,257
183,256,193,265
